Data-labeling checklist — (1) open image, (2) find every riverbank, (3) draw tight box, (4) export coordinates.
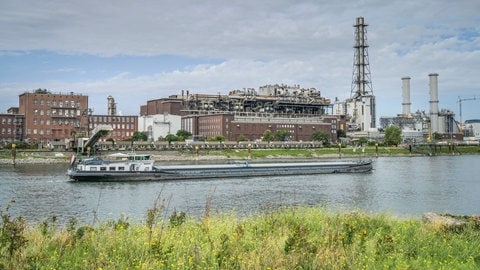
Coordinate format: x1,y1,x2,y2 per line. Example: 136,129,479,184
1,205,479,269
1,145,479,164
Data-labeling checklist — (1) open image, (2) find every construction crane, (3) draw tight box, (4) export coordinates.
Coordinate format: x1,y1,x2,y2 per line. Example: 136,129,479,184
457,96,477,124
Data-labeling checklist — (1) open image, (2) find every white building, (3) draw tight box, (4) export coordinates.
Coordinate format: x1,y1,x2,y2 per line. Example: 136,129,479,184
463,119,480,141
138,113,181,142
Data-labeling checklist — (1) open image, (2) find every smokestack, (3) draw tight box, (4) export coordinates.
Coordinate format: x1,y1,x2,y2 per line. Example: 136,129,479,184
107,95,117,116
401,77,411,116
428,73,439,133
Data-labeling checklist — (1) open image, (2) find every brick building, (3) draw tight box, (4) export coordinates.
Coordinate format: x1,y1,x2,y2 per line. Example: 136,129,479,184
182,112,343,143
89,114,138,142
18,89,89,145
0,107,24,147
140,97,184,116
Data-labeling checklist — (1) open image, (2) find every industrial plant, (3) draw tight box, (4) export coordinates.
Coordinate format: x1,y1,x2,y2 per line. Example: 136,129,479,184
380,74,462,143
1,16,479,150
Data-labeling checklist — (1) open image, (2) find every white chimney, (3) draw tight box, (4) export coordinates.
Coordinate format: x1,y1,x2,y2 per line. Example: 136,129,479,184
429,73,439,133
401,77,411,116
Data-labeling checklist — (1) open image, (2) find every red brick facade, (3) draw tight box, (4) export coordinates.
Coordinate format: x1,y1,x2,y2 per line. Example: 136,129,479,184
18,90,88,144
89,115,138,141
140,98,183,116
0,109,24,147
182,113,342,143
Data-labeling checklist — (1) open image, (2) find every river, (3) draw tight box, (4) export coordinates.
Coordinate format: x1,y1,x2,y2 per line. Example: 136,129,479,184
0,155,479,225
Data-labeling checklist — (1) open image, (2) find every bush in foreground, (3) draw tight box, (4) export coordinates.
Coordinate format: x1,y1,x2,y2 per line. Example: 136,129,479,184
1,205,480,269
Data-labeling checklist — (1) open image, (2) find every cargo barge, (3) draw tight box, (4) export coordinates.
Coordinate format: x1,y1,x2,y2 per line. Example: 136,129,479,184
67,153,373,182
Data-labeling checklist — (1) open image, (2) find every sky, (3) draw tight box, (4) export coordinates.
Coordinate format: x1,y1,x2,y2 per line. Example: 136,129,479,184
1,0,479,122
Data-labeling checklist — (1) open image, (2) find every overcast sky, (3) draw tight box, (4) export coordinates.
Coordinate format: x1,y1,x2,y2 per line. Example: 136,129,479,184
1,0,479,122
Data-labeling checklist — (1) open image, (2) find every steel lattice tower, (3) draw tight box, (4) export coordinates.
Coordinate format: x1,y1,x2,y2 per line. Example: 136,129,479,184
351,17,373,99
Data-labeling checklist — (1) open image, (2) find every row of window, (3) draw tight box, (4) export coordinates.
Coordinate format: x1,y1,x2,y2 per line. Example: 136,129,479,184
109,131,132,137
33,109,79,117
33,119,80,126
1,118,23,125
1,128,22,135
91,116,136,123
27,128,70,135
33,99,81,108
90,123,135,130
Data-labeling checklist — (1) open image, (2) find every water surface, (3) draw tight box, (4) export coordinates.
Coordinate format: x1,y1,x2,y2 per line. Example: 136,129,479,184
1,155,479,224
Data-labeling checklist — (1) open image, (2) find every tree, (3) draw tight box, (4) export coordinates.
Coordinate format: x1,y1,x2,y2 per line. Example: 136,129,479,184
311,131,330,145
274,129,291,141
131,131,148,142
262,130,274,142
337,129,346,138
384,125,402,146
165,134,178,144
176,130,192,139
214,135,225,142
236,135,248,142
358,137,368,146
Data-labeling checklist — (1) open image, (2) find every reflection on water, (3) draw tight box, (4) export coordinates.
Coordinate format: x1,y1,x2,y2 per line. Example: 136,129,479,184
1,155,479,225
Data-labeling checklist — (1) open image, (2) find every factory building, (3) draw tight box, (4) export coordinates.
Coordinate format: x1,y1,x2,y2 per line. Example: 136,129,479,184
379,74,462,143
182,112,341,142
88,114,138,142
138,113,181,142
463,120,480,140
0,107,24,147
18,89,89,147
334,17,377,132
140,84,340,143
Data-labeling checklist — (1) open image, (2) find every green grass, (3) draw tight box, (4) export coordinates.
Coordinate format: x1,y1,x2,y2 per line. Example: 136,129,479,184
1,205,480,269
207,145,480,159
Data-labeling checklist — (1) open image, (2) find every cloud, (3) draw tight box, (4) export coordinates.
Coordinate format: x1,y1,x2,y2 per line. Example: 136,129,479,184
1,0,479,120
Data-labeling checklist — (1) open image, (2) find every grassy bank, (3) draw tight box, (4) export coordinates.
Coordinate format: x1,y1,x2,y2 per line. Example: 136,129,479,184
206,145,480,159
1,145,479,162
1,204,479,269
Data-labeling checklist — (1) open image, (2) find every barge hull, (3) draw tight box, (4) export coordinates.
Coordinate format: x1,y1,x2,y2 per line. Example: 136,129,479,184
68,160,373,182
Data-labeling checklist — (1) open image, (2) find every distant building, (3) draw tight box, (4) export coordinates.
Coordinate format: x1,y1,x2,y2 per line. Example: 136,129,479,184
140,96,184,116
0,107,24,147
18,89,89,146
138,113,182,141
141,85,340,143
463,119,480,140
182,112,342,143
89,114,138,142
